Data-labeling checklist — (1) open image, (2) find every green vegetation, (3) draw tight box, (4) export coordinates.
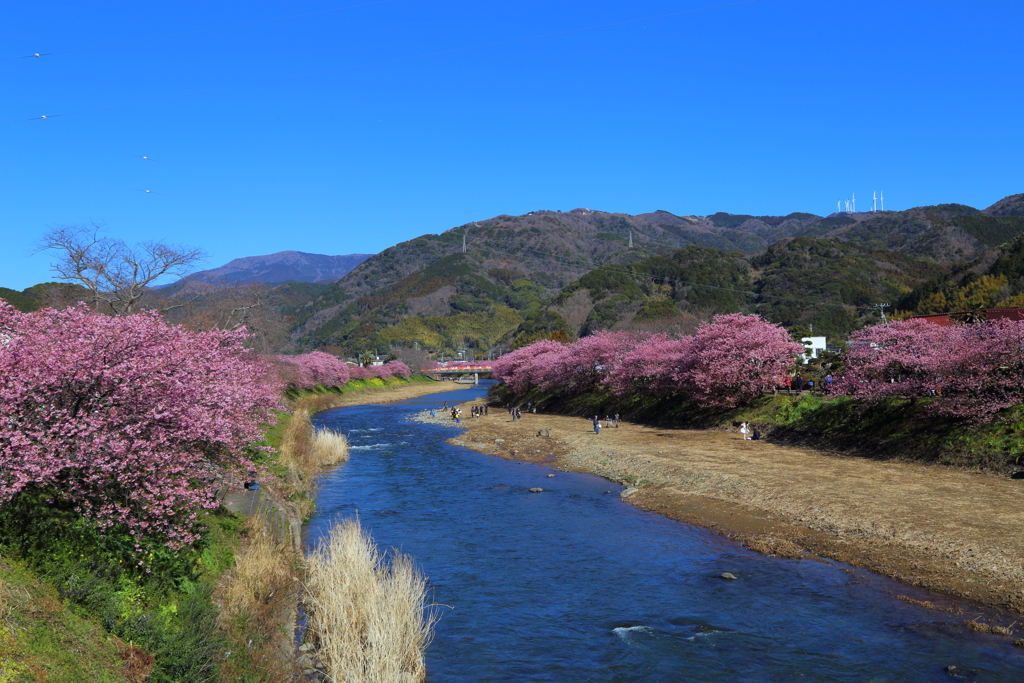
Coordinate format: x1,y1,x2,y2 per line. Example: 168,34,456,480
950,215,1024,248
0,288,36,312
897,233,1024,314
546,239,943,338
751,237,945,335
0,492,242,683
0,283,91,313
0,556,130,682
708,212,756,229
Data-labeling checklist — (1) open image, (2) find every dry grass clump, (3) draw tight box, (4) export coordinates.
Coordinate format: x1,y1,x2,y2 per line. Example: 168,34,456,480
294,393,346,416
220,518,295,625
280,409,315,482
312,428,350,467
216,516,297,683
305,517,436,683
965,619,1015,636
280,410,350,483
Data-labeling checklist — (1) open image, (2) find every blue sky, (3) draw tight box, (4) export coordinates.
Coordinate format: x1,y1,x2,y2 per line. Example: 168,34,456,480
2,0,1022,289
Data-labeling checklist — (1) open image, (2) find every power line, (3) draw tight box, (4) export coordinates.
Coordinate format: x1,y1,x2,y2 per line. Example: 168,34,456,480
1,0,403,61
2,0,765,125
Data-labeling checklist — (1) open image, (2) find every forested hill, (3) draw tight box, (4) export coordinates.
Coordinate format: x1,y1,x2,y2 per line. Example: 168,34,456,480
786,196,1024,264
287,208,823,349
325,208,824,301
546,239,946,341
279,194,1023,353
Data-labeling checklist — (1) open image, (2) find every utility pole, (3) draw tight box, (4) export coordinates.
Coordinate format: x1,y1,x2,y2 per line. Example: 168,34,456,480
872,303,890,323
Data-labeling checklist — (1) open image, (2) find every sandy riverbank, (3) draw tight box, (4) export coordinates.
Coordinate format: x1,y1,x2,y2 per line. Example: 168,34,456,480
316,379,471,409
414,399,1024,622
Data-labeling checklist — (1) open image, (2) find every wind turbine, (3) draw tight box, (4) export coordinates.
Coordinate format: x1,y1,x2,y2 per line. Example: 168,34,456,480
873,191,877,213
852,192,856,213
880,191,884,211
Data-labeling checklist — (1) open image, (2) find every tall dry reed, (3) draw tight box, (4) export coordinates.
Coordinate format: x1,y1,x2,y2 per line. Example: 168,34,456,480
219,517,294,625
304,517,436,683
280,411,350,484
215,516,297,683
311,428,350,468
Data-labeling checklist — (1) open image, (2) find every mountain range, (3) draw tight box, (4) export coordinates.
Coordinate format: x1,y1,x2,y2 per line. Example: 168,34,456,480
282,193,1023,353
182,250,372,285
3,193,1023,357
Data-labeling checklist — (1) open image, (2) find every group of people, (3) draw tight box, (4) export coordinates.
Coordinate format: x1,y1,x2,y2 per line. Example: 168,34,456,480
428,401,489,425
781,374,835,394
738,421,761,441
591,414,620,434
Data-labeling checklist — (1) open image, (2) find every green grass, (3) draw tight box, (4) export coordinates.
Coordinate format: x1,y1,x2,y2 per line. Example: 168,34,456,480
0,558,129,683
0,492,245,683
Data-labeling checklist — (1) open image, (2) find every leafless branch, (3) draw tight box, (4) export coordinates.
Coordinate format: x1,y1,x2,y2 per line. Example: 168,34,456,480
37,224,206,315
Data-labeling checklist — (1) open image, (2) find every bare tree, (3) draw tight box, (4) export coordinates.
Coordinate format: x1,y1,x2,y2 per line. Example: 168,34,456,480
161,280,290,354
38,224,205,315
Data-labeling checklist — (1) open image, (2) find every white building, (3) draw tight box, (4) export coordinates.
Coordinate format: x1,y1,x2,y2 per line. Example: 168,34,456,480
801,336,827,362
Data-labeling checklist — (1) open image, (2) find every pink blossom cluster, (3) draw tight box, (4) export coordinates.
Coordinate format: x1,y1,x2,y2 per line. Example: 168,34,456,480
492,314,803,408
276,351,351,388
348,360,412,382
838,318,1024,422
0,302,283,550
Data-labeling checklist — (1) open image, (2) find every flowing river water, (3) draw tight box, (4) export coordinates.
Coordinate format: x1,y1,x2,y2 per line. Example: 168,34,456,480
306,384,1023,682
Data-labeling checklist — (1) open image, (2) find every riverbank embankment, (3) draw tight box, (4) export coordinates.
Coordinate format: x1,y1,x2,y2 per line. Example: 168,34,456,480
268,377,451,682
415,402,1024,621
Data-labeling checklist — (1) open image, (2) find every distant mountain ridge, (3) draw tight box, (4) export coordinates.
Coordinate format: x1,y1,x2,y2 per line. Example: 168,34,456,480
287,194,1023,353
185,251,372,285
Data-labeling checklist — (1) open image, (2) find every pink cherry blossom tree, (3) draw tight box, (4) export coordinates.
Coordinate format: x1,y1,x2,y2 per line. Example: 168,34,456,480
941,319,1024,421
0,302,282,550
539,331,635,394
491,340,568,394
383,360,412,379
276,351,351,388
837,318,956,402
605,333,694,396
348,365,371,381
496,315,799,407
679,314,804,408
839,318,1024,422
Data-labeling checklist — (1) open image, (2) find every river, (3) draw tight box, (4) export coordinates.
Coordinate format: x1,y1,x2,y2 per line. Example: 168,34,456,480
307,383,1023,682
